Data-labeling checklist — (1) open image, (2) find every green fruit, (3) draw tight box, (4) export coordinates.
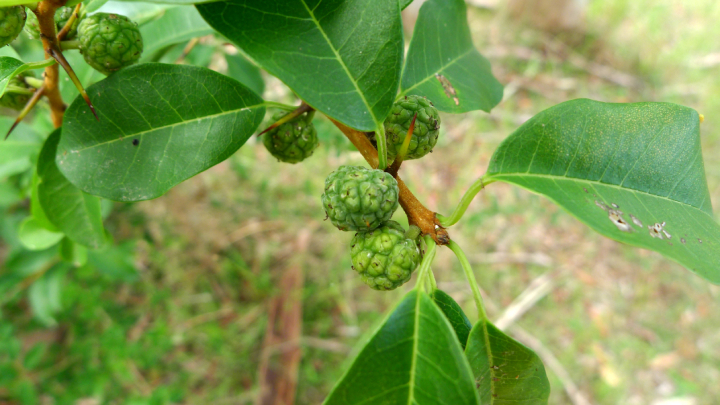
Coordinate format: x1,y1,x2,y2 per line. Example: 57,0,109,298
263,112,319,163
321,166,399,232
78,13,143,75
381,95,441,161
24,7,79,40
0,6,26,48
0,73,34,111
350,221,421,291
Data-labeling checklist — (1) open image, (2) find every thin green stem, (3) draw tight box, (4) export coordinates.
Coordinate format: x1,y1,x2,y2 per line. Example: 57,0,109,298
60,40,80,50
24,58,57,70
24,77,45,89
437,175,496,227
3,86,34,96
375,124,388,170
447,240,487,321
414,235,437,293
427,268,438,291
262,101,298,111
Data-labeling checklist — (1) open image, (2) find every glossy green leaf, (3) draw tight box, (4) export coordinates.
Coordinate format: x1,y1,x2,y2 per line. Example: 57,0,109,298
225,54,264,97
57,63,265,202
140,7,213,58
487,99,720,283
38,130,106,249
465,321,550,404
324,290,479,405
431,289,472,349
17,217,64,251
197,0,404,131
400,0,503,113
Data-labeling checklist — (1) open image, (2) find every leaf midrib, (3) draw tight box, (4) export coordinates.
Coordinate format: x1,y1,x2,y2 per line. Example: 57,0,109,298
488,172,713,216
400,49,473,96
299,0,379,128
66,105,264,154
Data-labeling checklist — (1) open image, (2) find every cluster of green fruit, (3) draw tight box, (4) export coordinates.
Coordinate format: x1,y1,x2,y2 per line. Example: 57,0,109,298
264,95,441,290
0,5,143,109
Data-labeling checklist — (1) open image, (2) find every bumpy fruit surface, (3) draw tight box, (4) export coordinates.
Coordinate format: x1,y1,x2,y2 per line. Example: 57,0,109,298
322,166,399,232
78,13,143,75
0,73,33,110
0,6,26,48
263,112,319,163
351,221,421,291
381,95,441,161
25,7,79,40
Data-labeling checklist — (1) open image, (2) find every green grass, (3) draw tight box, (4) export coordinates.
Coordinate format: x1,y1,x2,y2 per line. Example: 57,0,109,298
2,0,720,403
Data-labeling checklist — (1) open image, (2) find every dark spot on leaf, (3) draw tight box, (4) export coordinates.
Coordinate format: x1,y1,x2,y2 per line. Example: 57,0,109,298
132,139,139,146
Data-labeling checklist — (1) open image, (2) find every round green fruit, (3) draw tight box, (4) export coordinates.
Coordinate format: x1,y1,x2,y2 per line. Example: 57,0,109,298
321,166,399,232
350,221,421,291
0,73,34,111
381,95,441,161
263,112,319,164
25,6,79,40
78,13,143,75
0,6,26,48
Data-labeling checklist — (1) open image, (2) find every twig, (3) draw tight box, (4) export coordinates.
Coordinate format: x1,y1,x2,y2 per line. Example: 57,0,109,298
493,270,557,330
329,118,450,245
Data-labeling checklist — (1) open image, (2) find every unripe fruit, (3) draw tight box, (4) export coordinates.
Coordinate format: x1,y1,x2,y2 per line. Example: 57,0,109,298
321,166,399,232
381,95,441,161
350,221,421,291
78,13,143,75
24,7,79,40
0,6,26,48
263,112,319,163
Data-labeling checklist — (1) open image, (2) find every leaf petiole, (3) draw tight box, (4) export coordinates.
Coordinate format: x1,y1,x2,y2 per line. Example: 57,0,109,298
437,175,496,227
447,240,487,321
261,101,298,111
414,235,437,293
375,124,388,170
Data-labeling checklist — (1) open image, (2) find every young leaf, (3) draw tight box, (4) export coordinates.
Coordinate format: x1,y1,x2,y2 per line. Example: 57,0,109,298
17,217,64,251
400,0,503,113
431,289,473,349
57,63,265,202
324,290,479,405
140,7,214,58
196,0,404,131
37,130,106,249
465,321,550,404
486,99,720,283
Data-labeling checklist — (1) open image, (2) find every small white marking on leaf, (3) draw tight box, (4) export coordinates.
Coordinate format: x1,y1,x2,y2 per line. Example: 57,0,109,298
609,210,632,232
648,223,666,239
435,73,459,105
629,214,643,228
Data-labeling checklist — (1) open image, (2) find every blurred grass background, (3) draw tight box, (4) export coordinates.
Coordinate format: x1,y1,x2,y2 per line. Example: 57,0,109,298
2,0,720,404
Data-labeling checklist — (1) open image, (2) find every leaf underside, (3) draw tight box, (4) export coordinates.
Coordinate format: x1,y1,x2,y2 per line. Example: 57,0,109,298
56,63,265,202
324,290,479,405
465,321,550,404
487,99,720,283
196,0,404,131
400,0,503,113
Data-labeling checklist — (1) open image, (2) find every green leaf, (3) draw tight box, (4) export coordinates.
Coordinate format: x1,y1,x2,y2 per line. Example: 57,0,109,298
28,264,67,327
96,2,171,25
400,0,503,113
56,63,265,202
0,57,24,96
31,171,59,232
38,130,107,249
0,127,41,178
85,0,111,13
400,0,413,10
88,241,138,282
17,217,65,251
140,7,213,58
465,321,550,404
59,237,88,267
197,0,404,131
324,290,479,405
431,289,473,349
225,54,264,97
487,99,720,283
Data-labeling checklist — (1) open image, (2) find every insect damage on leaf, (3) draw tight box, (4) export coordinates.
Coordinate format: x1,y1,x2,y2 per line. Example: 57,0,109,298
435,73,459,106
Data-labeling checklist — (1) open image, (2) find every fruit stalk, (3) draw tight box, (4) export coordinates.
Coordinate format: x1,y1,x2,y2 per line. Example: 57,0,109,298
329,118,450,245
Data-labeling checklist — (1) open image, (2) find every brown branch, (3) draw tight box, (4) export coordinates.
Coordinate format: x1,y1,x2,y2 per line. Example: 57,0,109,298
34,0,68,127
329,118,450,245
